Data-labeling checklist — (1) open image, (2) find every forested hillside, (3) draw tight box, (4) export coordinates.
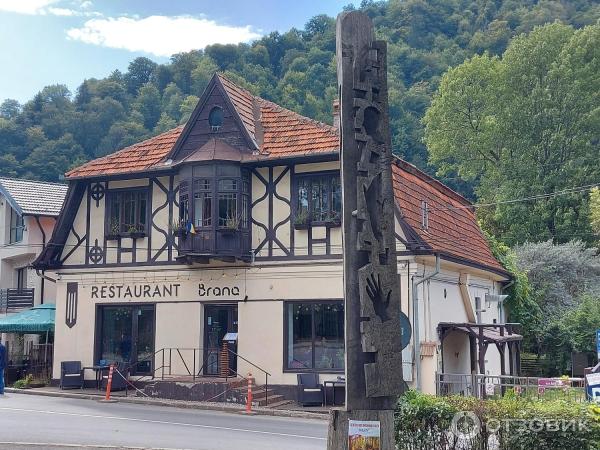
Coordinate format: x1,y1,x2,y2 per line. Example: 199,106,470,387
1,0,597,190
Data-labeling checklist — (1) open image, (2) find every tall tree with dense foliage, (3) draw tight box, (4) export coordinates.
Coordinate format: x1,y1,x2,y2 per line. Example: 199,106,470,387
591,187,600,238
0,0,598,183
424,22,600,245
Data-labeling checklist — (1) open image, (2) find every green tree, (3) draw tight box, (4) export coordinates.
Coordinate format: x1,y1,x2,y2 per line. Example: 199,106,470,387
124,57,158,95
153,113,177,134
178,95,199,124
23,134,84,181
591,187,600,237
170,51,202,94
134,83,162,130
161,83,184,120
424,23,600,245
543,294,600,375
205,44,240,70
190,58,219,95
0,99,20,119
0,154,19,178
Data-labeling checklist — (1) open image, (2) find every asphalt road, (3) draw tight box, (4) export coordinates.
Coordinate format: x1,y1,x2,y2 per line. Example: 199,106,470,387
0,393,327,450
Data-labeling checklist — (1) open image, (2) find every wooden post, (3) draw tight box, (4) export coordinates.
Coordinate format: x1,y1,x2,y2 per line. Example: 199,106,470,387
328,11,406,450
219,341,229,378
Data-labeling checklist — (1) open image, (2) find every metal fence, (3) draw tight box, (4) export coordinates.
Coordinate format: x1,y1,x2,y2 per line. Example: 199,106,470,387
436,373,587,403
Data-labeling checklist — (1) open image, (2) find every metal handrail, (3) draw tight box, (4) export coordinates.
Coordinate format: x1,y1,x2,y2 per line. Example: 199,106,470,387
119,347,272,405
226,347,271,405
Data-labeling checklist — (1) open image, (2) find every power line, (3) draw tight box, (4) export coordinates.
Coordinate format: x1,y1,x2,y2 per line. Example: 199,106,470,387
428,183,600,211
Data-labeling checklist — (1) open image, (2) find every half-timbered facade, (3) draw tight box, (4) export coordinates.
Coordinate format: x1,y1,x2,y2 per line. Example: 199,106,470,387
35,74,518,397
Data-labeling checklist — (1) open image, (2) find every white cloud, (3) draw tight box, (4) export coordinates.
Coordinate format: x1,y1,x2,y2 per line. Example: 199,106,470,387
0,0,59,14
0,0,99,16
47,6,76,16
66,15,261,57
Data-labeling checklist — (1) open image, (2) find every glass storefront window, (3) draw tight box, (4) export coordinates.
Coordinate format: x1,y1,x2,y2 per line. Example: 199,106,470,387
98,305,155,374
286,301,344,371
100,307,133,363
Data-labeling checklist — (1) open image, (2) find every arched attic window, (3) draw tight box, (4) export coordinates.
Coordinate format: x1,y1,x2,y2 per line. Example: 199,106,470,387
208,106,223,131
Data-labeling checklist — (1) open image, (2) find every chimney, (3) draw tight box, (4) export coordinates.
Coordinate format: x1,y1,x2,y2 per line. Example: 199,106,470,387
333,99,340,130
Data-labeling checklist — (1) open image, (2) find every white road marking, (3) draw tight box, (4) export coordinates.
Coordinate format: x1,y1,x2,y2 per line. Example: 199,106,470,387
0,443,185,450
0,406,326,441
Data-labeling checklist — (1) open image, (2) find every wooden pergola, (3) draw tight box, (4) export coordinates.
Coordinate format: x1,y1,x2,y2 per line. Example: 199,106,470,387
437,322,523,377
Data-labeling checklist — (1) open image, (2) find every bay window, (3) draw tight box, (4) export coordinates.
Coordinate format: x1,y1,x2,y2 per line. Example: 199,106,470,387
177,163,251,261
285,301,345,372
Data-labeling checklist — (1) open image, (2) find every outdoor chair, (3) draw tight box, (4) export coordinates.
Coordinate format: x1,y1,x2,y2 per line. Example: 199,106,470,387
101,362,130,392
60,361,84,390
297,373,323,406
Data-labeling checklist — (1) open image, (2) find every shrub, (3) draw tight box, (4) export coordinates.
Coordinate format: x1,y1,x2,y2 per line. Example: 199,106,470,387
395,390,600,450
12,374,34,389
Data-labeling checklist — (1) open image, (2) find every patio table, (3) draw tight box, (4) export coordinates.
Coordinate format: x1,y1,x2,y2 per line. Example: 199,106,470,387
83,365,109,390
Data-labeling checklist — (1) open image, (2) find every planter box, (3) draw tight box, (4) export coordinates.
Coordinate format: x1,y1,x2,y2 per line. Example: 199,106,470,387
324,221,342,228
294,222,310,230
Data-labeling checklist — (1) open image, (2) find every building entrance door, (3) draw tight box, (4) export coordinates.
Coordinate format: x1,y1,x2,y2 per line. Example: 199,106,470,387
203,305,238,376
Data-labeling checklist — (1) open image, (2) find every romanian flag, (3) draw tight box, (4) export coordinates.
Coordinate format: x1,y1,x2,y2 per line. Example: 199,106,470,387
187,222,196,234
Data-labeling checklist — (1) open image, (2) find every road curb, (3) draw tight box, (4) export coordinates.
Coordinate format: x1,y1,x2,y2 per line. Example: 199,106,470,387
4,388,329,421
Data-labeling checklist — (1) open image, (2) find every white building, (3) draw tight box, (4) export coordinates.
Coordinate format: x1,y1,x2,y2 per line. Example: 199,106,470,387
33,74,521,401
0,178,67,352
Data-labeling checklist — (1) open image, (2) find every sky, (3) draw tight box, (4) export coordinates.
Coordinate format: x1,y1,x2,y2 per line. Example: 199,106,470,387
0,0,354,103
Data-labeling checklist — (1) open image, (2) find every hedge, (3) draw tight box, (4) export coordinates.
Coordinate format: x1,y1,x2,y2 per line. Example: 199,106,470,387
395,390,600,450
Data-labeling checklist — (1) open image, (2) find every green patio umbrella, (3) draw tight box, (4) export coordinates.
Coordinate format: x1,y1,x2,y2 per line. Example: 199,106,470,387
0,304,55,364
0,304,55,333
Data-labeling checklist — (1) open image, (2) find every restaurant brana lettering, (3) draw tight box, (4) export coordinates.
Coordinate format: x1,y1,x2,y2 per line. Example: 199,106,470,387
89,283,241,300
34,73,519,402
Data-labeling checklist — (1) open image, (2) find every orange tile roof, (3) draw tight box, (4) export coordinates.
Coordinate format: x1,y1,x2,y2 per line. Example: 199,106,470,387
66,75,339,179
66,126,184,179
258,98,339,157
392,159,506,274
64,74,504,274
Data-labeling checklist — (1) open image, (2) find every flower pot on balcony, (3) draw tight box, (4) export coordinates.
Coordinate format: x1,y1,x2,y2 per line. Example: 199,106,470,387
325,220,342,228
220,227,239,236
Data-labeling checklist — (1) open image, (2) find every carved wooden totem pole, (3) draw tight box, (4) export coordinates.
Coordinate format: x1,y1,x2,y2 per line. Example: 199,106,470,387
327,11,406,449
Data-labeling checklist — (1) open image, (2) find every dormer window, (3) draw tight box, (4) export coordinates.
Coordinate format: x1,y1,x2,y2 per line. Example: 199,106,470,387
208,106,223,131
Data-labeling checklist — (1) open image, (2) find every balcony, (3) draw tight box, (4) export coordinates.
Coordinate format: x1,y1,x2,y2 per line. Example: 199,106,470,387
177,229,251,263
0,288,35,314
176,163,251,264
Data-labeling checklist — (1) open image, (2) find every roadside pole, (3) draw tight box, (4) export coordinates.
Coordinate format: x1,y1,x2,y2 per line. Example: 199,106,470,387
99,364,117,403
